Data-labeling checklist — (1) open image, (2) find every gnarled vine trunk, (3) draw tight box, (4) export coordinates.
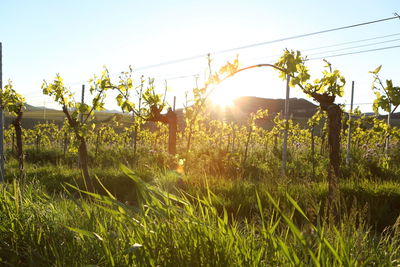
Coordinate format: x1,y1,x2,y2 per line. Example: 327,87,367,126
326,104,341,202
62,106,94,192
311,93,342,204
78,136,94,191
149,106,177,155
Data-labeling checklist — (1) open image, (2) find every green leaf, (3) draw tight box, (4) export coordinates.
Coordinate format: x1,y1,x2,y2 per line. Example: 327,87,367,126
370,65,382,75
116,94,123,106
65,226,103,241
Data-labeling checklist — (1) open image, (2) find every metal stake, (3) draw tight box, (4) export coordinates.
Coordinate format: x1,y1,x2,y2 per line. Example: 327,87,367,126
346,81,354,165
0,42,4,182
282,74,290,176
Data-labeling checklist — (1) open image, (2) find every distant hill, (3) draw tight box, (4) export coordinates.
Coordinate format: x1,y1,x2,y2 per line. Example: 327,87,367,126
11,98,400,130
24,104,122,114
231,96,318,117
4,104,122,129
25,103,57,112
101,109,123,114
173,96,319,129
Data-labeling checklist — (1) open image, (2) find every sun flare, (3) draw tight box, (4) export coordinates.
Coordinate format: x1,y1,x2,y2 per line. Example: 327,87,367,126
209,78,243,108
210,93,235,107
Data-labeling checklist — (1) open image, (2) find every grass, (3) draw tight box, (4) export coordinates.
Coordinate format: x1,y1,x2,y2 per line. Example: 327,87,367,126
6,149,400,232
3,78,400,265
1,143,399,266
0,170,399,266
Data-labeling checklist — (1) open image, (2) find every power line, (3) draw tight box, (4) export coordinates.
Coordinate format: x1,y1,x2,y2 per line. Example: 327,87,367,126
63,14,395,85
153,73,199,82
245,32,400,62
147,40,400,86
111,43,400,84
62,15,400,87
212,15,400,54
130,15,399,71
303,32,400,52
307,44,400,60
51,42,400,91
306,37,400,57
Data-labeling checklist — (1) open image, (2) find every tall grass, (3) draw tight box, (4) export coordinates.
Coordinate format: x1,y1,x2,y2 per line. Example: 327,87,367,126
0,168,399,266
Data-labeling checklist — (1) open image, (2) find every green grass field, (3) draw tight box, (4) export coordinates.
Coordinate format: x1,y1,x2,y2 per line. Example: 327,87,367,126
1,103,400,266
0,142,399,266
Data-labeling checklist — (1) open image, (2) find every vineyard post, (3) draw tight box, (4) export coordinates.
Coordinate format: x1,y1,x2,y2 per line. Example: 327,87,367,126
386,103,391,154
0,42,4,182
281,74,290,176
95,129,101,156
346,81,354,165
63,132,68,156
36,133,40,151
78,84,85,165
311,125,315,179
133,79,143,155
80,85,85,123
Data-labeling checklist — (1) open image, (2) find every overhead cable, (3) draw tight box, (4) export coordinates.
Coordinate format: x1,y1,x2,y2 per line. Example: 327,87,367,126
132,15,400,71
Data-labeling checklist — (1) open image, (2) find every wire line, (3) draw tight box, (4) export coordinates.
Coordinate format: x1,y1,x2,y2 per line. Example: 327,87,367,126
303,32,400,52
245,32,400,62
307,44,400,60
62,15,400,86
132,15,400,71
306,37,400,57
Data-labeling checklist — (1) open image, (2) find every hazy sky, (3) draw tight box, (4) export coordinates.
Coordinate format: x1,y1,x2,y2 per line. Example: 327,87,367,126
1,0,399,112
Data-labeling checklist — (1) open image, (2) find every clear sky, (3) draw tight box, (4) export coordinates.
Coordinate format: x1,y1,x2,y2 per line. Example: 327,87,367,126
1,0,399,112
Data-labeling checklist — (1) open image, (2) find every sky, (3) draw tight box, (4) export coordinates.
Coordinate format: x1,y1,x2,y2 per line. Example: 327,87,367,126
1,0,399,113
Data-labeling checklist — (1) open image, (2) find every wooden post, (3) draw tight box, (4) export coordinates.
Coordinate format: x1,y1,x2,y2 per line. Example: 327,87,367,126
167,108,177,155
80,85,85,123
36,134,40,152
346,81,354,165
311,125,315,179
385,103,391,154
0,42,4,182
63,132,68,157
78,85,85,165
95,129,101,157
133,82,143,155
281,74,290,176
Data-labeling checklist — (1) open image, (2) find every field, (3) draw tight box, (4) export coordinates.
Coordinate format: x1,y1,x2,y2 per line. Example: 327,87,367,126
0,52,400,266
3,0,400,264
1,101,400,266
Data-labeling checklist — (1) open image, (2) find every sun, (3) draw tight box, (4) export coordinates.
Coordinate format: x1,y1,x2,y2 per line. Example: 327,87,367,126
209,78,242,107
210,92,235,107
